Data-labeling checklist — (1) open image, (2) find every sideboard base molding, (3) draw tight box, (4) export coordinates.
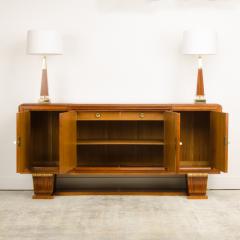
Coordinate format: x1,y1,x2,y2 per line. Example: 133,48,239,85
187,195,208,200
32,194,54,199
31,173,210,199
54,190,186,196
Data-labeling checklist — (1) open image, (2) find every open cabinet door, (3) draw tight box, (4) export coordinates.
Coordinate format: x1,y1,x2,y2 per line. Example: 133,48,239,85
16,112,31,173
59,111,77,173
164,111,180,172
210,112,228,172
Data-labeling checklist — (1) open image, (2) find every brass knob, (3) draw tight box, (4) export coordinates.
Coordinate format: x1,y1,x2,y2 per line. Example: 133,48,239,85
139,112,145,118
95,113,101,118
180,142,183,146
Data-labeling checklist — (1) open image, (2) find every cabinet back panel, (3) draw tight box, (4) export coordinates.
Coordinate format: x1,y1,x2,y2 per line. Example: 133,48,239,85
77,121,164,140
30,112,60,167
180,112,210,167
77,145,164,167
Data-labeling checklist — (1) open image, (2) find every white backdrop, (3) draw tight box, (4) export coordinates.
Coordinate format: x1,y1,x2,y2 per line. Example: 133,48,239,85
0,0,239,189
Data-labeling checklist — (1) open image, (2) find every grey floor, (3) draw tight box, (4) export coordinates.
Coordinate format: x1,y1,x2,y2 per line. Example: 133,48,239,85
0,191,240,240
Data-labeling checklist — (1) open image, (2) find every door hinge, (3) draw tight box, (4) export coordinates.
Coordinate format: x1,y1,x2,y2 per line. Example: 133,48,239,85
224,137,228,146
17,137,21,147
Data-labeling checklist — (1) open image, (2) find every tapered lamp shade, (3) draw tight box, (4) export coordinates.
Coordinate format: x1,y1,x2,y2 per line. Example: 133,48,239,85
182,30,217,103
182,30,217,55
27,30,63,55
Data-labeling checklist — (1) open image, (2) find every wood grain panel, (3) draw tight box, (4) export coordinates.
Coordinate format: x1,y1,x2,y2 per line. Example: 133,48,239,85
77,121,137,140
19,103,221,112
19,104,172,112
77,145,164,167
121,112,163,120
180,112,210,168
138,122,164,140
31,112,60,168
77,111,163,121
164,111,180,171
77,121,164,141
60,111,77,173
78,111,121,120
172,104,221,112
210,112,228,172
16,112,31,173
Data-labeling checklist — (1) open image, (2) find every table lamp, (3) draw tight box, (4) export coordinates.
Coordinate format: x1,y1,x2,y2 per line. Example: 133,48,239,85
182,30,217,103
27,30,63,103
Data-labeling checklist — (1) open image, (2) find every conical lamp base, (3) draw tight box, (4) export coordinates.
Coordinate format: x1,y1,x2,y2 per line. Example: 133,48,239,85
38,56,50,104
195,57,206,104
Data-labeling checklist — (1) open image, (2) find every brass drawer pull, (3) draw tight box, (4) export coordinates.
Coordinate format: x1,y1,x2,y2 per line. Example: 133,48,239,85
95,113,101,118
139,113,145,118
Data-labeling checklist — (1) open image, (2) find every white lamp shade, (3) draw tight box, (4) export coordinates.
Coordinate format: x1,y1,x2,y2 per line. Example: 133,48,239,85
27,30,63,55
182,30,217,55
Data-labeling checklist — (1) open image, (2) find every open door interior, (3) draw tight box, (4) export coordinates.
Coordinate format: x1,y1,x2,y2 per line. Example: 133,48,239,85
59,111,77,173
164,111,180,172
210,112,228,172
16,112,31,173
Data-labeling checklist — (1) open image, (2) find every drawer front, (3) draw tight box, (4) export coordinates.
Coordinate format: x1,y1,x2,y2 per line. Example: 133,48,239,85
121,112,163,121
78,111,163,121
78,111,121,120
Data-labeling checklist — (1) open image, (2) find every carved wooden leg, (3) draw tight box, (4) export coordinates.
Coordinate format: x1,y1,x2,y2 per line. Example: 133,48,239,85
187,173,208,199
32,174,55,199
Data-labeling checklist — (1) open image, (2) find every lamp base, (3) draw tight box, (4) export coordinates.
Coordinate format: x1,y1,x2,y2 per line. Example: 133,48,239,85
39,96,50,103
195,95,206,103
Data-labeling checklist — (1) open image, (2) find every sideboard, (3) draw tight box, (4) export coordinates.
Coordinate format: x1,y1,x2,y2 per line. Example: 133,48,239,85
16,103,228,199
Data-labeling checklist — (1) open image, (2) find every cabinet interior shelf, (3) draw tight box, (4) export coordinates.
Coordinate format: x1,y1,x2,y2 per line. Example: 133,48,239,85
77,139,164,146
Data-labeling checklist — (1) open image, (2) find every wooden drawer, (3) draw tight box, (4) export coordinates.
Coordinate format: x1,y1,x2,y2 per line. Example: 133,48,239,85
78,111,121,120
121,111,163,121
78,111,163,121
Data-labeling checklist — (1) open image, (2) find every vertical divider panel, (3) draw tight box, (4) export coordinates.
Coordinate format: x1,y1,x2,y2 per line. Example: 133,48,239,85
59,111,77,173
16,111,31,173
164,111,180,172
210,112,228,172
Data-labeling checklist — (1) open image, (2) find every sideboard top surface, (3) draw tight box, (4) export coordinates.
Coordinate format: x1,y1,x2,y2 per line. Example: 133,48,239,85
19,103,222,112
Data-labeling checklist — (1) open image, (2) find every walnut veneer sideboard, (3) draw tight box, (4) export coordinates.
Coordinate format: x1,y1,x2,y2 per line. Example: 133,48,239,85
16,104,228,199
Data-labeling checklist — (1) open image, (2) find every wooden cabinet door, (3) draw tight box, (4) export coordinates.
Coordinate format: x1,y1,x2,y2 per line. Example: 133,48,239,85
164,111,180,172
210,112,228,172
16,112,31,173
59,111,77,173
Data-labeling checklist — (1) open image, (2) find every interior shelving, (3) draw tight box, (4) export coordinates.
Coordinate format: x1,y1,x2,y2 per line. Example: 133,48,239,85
179,111,211,168
77,145,164,167
77,120,164,168
30,111,61,170
77,139,164,145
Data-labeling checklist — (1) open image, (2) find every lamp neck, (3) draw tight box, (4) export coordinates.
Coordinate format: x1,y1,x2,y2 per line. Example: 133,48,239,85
42,56,47,70
198,56,203,69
